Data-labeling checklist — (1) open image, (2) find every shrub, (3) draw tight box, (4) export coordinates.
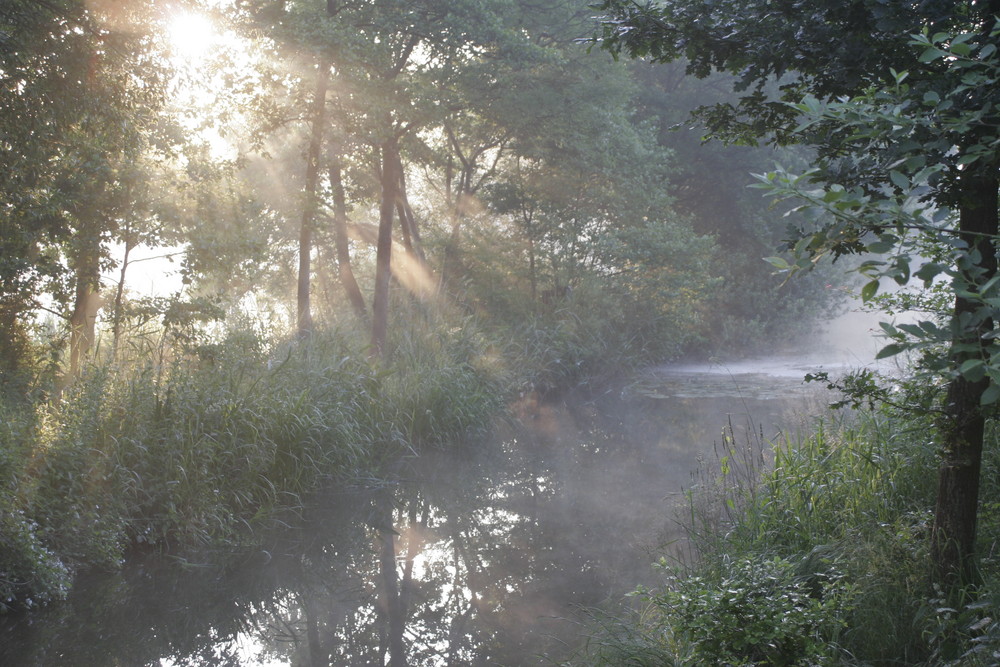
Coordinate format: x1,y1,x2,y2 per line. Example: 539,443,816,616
577,403,958,666
0,509,70,612
652,555,853,666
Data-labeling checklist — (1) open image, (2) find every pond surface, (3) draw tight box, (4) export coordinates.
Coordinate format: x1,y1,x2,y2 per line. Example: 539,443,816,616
0,362,841,666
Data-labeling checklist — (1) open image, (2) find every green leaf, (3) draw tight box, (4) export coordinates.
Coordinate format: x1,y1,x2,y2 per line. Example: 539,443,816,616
861,280,879,302
876,343,905,359
960,359,986,382
980,383,1000,406
950,41,972,57
889,170,909,190
919,46,949,63
866,239,896,254
879,321,899,336
914,262,944,282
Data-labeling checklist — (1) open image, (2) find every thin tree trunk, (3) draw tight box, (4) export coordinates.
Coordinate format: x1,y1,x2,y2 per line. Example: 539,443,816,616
376,495,406,667
395,199,414,255
328,155,367,320
0,297,26,382
528,233,537,304
513,159,538,304
440,129,471,287
931,172,999,588
297,59,330,338
371,136,398,359
302,591,326,667
390,144,425,263
68,243,102,379
399,497,424,619
111,235,134,358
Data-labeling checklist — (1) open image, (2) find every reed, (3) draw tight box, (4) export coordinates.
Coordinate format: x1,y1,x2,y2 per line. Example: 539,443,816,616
0,315,510,611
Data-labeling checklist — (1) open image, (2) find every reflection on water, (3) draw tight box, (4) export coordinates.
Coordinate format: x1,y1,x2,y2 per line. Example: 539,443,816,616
0,368,830,666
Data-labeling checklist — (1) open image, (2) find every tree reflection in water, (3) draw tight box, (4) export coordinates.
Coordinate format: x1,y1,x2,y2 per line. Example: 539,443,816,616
0,379,821,665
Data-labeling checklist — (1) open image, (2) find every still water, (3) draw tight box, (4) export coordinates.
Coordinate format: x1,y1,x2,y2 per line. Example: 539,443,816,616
0,363,837,666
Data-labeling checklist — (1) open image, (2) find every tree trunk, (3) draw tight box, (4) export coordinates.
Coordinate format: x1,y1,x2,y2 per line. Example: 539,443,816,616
328,155,368,320
376,495,406,667
371,136,398,359
0,291,29,385
390,144,425,263
440,130,472,287
111,235,134,358
931,172,1000,588
297,59,330,338
68,245,102,379
302,591,326,667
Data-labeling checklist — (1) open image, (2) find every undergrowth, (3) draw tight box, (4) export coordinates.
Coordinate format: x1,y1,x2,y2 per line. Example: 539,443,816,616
576,403,1000,666
0,315,509,613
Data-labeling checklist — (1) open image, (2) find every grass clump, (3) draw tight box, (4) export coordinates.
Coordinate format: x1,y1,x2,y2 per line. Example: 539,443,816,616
649,554,853,666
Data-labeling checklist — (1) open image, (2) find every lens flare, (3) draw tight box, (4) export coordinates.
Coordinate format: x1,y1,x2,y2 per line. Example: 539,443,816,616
166,11,216,62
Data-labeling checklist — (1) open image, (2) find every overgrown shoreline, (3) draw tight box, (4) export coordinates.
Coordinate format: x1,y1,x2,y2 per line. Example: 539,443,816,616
0,320,516,613
1,300,671,614
577,393,1000,665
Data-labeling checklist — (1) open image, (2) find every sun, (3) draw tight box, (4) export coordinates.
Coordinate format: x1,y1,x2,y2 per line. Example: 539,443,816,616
158,6,262,161
165,11,217,63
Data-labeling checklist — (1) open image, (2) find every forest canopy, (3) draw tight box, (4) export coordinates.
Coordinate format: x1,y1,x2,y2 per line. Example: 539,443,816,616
0,0,833,390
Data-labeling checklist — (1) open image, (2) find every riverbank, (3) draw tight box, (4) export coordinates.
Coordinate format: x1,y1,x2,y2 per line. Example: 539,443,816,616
578,380,1000,665
0,321,511,613
1,298,676,615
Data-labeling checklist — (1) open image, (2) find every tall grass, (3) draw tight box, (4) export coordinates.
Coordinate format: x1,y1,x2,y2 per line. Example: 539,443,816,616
0,313,510,612
576,403,1000,666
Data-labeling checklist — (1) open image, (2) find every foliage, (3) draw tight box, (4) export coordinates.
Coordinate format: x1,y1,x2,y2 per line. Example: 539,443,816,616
0,509,71,613
575,386,1000,666
759,27,1000,399
596,0,1000,588
0,314,510,611
647,555,853,666
0,403,71,611
0,0,846,620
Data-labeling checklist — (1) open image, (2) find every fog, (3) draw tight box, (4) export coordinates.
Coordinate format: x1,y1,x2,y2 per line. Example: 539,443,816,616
1,342,841,665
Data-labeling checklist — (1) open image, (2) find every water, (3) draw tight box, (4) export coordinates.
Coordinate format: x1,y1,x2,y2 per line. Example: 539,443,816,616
0,364,837,666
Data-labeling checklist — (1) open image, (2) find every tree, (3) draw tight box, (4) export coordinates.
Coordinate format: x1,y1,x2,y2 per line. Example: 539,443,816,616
296,59,330,338
596,0,1000,587
0,0,172,386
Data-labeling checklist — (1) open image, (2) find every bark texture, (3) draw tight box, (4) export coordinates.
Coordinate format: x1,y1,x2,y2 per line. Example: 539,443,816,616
931,172,1000,587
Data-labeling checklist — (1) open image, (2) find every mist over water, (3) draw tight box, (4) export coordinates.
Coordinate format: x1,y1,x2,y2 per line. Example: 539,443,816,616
668,299,917,382
2,296,908,665
4,289,896,667
0,363,830,665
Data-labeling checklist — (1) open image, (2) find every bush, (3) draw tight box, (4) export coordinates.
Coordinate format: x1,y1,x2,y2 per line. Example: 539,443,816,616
0,509,70,612
652,555,853,666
